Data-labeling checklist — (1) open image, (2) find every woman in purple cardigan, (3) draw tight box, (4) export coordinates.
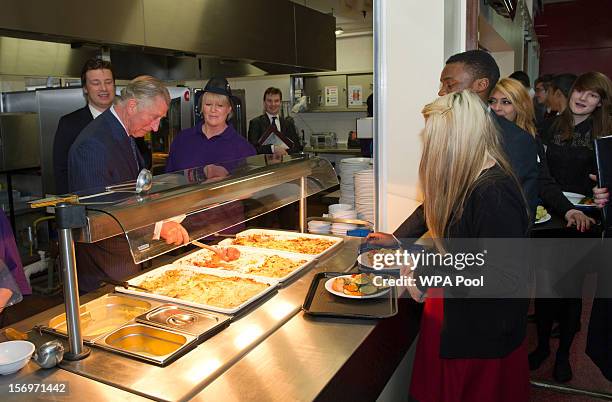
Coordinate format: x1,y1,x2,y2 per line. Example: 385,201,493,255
166,77,255,173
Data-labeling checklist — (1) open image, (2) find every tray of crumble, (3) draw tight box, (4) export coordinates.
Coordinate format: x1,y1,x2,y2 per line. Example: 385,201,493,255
115,265,278,314
174,246,316,282
219,229,343,258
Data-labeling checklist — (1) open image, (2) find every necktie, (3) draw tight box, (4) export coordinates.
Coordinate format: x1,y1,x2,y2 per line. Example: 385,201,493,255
271,116,277,131
129,136,140,171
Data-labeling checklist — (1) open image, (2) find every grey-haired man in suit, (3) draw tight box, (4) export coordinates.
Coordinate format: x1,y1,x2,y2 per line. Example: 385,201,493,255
68,76,188,292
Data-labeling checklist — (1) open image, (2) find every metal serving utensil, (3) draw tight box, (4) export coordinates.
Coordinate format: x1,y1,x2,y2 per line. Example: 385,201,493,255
32,340,64,369
105,169,153,194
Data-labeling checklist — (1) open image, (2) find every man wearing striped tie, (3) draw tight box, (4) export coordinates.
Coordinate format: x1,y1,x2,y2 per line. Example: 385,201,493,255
68,76,189,292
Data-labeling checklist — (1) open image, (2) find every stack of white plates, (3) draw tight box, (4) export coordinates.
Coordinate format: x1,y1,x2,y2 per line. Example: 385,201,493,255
330,206,358,235
339,158,372,207
354,169,374,223
308,220,331,234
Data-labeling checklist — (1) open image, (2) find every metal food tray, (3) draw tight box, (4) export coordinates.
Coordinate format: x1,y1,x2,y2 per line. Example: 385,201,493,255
40,294,162,344
302,272,398,319
115,264,279,315
219,228,343,259
135,304,231,341
174,245,317,283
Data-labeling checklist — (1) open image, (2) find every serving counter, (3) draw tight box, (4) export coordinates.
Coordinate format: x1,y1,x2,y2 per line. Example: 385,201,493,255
1,154,422,401
0,238,422,401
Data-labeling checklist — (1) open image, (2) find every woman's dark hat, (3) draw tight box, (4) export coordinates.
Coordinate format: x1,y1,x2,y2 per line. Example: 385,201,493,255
203,77,232,97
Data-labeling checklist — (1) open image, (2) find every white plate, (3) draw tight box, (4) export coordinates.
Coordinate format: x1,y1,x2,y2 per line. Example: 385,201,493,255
535,213,551,224
357,251,402,271
562,191,596,208
324,275,390,299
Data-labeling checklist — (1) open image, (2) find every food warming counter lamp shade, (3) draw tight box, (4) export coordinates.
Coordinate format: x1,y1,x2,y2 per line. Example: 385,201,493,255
60,154,338,263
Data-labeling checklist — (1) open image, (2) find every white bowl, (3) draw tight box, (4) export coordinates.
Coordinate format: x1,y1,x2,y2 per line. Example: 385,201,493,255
0,341,35,375
329,204,353,214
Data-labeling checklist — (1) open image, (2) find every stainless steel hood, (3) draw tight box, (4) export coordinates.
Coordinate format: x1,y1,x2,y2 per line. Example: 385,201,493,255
0,0,336,78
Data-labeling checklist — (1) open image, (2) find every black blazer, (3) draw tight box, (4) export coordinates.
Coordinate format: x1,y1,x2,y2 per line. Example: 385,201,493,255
536,136,574,217
53,106,152,194
53,106,93,194
67,109,144,292
247,114,302,154
68,109,144,193
394,114,539,239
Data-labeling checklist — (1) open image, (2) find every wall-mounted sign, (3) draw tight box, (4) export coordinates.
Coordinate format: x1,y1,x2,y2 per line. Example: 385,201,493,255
348,85,363,106
325,86,338,106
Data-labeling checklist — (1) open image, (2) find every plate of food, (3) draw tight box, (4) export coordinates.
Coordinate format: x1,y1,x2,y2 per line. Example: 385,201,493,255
535,205,551,224
357,248,403,272
324,273,390,299
563,192,596,209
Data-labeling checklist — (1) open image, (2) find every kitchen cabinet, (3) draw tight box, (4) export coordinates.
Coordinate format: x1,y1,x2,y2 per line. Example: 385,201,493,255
291,71,373,113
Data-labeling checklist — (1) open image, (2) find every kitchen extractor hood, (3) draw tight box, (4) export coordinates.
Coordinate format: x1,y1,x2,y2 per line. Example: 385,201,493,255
0,0,336,78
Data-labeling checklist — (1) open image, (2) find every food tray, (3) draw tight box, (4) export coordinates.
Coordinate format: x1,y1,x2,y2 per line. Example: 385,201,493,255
174,245,317,283
302,272,398,319
219,228,343,259
115,264,279,315
41,294,161,344
136,304,231,341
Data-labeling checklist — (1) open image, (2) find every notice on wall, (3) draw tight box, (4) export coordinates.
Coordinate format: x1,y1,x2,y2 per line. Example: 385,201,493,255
348,85,363,106
325,86,338,106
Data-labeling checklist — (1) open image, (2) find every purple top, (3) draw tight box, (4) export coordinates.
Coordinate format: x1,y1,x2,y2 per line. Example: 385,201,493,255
166,123,256,172
0,212,31,295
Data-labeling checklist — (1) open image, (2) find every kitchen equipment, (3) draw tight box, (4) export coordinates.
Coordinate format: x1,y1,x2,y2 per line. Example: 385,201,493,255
191,240,240,262
0,113,40,171
42,294,156,343
105,169,152,194
357,117,373,139
98,323,197,366
310,132,337,148
0,340,35,375
32,340,64,369
136,304,231,340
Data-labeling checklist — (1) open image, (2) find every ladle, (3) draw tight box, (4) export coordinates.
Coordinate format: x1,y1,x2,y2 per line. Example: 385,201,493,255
105,169,153,194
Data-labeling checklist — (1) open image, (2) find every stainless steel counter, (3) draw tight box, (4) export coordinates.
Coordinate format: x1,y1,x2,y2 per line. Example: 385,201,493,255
0,238,421,401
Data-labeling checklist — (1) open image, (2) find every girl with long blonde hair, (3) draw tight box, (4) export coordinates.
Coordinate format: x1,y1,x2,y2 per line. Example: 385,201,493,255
488,78,537,136
408,90,531,402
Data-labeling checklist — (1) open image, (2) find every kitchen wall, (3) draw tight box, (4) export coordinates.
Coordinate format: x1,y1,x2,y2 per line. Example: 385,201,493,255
188,34,373,146
376,0,467,232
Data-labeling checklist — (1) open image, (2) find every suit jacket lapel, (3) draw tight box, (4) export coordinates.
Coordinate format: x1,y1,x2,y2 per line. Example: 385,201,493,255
101,110,140,177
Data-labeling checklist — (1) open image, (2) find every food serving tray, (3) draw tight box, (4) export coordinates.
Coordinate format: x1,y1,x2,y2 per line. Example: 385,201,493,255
136,304,231,341
174,245,317,283
302,272,398,319
218,228,343,259
115,264,279,315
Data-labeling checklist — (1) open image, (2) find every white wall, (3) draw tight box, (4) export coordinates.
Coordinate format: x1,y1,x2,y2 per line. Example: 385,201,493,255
376,0,466,232
336,35,374,72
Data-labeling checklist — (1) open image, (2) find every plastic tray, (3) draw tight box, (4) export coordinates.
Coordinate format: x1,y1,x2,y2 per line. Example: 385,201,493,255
302,272,398,319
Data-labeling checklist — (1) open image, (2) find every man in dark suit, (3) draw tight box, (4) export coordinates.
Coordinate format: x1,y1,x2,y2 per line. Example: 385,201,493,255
68,76,188,292
248,87,302,156
52,58,151,195
371,50,539,241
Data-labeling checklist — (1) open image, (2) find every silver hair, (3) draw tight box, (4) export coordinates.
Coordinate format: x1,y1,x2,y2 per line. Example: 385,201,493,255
117,75,170,107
